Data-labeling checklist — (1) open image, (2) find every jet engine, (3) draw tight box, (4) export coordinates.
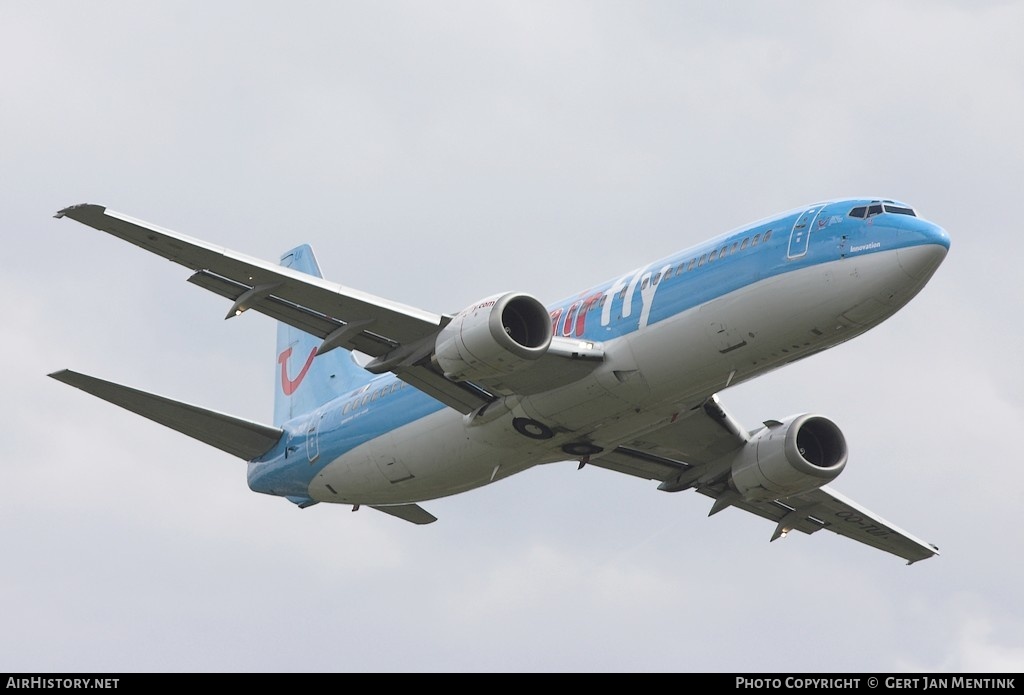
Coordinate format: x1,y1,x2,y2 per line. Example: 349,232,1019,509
434,292,553,382
730,414,847,500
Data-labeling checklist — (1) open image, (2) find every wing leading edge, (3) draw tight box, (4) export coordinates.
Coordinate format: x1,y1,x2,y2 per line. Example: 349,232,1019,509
588,396,939,564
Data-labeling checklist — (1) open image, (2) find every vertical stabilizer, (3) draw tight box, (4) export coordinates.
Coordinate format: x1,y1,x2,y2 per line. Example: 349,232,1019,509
273,245,374,425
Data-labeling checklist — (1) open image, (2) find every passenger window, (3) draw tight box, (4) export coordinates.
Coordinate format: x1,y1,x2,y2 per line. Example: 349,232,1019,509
653,272,661,285
698,253,707,267
675,263,685,276
688,258,697,271
640,278,649,290
763,230,772,243
709,250,718,262
752,233,761,246
741,238,749,250
720,245,729,257
731,242,739,254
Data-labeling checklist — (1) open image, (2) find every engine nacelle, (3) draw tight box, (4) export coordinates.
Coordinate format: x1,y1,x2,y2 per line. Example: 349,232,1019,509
434,292,553,382
730,414,848,500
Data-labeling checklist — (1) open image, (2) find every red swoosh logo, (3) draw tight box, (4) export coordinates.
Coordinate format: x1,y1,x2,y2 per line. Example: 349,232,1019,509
278,346,317,395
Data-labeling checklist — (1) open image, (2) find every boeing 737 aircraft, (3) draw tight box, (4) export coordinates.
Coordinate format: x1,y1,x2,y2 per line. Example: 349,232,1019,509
51,198,949,563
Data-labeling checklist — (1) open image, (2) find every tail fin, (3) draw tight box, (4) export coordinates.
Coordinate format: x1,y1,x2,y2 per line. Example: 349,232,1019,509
274,245,374,425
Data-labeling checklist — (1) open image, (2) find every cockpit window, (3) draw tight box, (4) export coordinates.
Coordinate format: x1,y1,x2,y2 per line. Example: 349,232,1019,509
851,202,916,219
884,204,916,216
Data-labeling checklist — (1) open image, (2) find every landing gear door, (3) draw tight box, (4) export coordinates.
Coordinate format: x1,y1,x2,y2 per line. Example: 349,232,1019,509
787,204,826,260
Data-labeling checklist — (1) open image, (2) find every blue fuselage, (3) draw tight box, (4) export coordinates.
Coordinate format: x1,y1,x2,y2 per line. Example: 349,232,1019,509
247,199,949,505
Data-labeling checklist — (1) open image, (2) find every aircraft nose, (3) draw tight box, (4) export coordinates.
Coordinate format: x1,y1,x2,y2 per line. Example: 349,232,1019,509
922,220,951,252
896,221,949,282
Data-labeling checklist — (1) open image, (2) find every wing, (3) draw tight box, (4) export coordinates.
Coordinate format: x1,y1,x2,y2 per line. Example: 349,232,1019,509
588,395,939,564
56,204,600,414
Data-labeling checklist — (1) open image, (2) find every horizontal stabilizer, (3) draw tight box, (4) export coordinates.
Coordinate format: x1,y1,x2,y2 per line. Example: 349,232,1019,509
49,369,283,460
370,504,437,525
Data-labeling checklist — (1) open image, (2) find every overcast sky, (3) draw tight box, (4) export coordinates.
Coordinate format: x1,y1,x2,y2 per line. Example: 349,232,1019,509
3,1,1023,673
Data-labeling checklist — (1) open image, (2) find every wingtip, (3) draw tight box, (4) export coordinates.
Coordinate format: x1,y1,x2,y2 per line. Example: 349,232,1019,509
54,203,85,219
48,369,86,388
905,545,940,565
54,203,104,220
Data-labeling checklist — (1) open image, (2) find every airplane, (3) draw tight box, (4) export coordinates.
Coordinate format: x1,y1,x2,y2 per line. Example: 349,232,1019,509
50,198,949,563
